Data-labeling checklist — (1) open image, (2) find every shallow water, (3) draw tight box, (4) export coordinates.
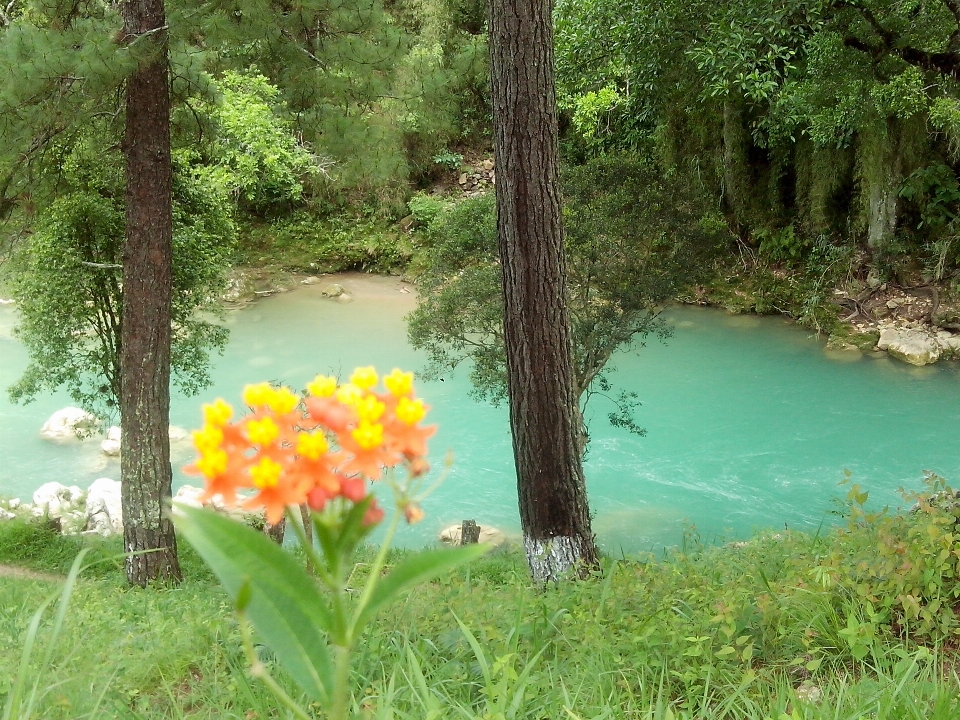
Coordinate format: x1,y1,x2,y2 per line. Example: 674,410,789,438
1,275,958,552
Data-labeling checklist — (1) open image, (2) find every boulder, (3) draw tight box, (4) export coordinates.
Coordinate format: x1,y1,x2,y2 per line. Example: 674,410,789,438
168,425,190,442
174,484,206,508
877,327,942,366
32,482,84,517
936,331,960,359
101,425,122,456
0,508,15,521
301,276,321,285
320,283,344,298
8,498,20,510
85,477,123,535
439,523,506,546
40,407,98,440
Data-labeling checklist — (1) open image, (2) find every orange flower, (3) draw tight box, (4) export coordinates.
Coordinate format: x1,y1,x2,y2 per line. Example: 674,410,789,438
186,366,436,527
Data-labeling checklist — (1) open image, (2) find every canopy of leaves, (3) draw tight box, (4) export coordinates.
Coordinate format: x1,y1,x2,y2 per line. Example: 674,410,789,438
8,130,234,420
407,154,727,410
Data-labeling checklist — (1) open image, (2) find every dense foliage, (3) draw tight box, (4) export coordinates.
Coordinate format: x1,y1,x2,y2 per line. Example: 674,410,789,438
554,0,960,282
6,128,234,420
407,154,727,443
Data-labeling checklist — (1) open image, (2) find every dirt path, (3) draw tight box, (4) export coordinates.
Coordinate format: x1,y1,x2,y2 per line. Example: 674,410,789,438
0,564,61,582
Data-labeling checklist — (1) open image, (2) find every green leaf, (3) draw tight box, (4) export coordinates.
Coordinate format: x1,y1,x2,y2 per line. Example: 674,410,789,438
173,505,334,703
355,544,489,630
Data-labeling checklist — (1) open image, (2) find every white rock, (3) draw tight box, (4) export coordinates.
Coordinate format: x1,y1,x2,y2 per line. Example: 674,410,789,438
32,482,84,519
877,327,942,366
40,407,99,440
936,332,960,359
0,508,15,521
168,425,190,442
174,484,206,508
85,478,122,535
8,498,20,510
301,276,320,285
439,523,506,546
101,426,122,456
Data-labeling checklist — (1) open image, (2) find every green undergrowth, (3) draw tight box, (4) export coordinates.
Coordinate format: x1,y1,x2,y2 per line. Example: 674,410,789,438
236,211,414,274
1,477,958,719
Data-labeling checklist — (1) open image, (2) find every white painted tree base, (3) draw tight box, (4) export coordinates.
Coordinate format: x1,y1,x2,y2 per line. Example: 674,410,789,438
523,535,584,583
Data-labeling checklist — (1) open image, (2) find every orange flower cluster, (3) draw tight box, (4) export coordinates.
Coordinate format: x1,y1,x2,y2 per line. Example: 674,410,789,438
185,367,436,524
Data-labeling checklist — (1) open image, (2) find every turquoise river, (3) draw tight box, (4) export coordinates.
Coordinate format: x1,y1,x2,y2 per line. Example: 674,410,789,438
1,273,958,553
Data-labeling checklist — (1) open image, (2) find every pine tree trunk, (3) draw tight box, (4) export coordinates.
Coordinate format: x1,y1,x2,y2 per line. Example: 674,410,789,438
487,0,599,582
119,0,181,586
722,99,750,230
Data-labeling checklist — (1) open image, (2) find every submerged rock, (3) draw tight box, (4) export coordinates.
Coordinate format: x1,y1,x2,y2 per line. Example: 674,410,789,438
40,407,98,440
320,283,344,298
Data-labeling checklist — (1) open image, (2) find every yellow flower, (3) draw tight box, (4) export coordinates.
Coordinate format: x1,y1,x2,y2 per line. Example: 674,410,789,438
243,382,273,408
307,374,338,398
352,421,384,450
267,386,299,415
355,395,385,424
192,424,223,453
196,448,228,477
202,398,233,427
350,366,378,390
335,383,364,407
246,416,280,446
296,431,329,460
250,457,283,489
395,397,426,426
384,368,414,397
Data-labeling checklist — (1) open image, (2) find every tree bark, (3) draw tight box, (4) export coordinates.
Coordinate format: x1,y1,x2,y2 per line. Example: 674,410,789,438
487,0,599,581
119,0,180,586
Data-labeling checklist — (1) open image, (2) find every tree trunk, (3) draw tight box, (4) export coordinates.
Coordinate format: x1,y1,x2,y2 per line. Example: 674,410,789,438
119,0,180,586
722,99,750,230
861,118,903,250
487,0,599,582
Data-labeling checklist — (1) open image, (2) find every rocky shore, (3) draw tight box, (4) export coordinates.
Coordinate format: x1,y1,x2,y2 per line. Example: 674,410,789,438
826,282,960,366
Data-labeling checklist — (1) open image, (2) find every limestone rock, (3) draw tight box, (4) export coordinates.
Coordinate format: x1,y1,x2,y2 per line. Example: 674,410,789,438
85,477,123,535
936,331,960,359
101,425,122,456
0,508,15,521
8,498,20,510
336,293,353,304
439,523,506,546
301,276,321,285
168,425,190,442
877,327,941,366
174,484,206,508
32,483,86,532
40,407,98,440
320,283,344,298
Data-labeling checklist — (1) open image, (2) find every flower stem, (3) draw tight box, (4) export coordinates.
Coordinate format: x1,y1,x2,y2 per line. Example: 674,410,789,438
329,643,352,720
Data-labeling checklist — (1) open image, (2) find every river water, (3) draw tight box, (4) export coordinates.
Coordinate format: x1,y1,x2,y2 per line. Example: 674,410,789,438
1,273,958,552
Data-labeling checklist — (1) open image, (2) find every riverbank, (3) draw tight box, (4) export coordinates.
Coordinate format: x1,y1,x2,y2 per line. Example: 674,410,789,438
1,502,958,719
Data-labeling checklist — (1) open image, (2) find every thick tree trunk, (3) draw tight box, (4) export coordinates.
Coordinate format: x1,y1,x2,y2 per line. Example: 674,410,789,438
119,0,181,586
487,0,599,582
722,99,751,230
862,118,903,250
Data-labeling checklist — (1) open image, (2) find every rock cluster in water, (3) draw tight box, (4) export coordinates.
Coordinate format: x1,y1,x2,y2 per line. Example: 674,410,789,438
828,285,960,366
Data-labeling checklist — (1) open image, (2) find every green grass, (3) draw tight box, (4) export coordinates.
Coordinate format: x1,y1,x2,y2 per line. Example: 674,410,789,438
1,513,958,719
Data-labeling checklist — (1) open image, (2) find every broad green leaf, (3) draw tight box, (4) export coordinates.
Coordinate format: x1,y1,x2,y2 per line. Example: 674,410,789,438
355,544,489,630
174,505,334,702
